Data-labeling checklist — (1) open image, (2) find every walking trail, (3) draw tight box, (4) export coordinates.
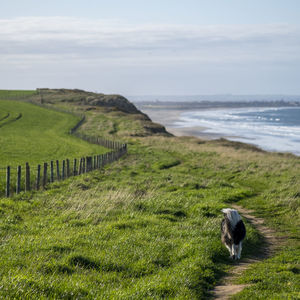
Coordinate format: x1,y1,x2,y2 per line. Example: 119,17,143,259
211,204,283,299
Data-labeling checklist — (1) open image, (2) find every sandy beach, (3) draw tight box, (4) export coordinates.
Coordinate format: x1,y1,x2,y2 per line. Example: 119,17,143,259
140,105,300,156
142,108,222,139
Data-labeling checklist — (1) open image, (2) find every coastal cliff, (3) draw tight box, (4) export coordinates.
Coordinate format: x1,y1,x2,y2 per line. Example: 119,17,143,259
35,88,171,137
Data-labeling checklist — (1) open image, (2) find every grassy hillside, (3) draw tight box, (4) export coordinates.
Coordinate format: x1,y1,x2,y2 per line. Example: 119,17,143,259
0,100,108,195
0,90,37,100
0,100,107,167
14,88,171,138
0,90,299,299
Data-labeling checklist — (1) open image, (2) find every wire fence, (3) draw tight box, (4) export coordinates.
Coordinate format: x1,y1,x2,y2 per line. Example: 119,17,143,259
0,100,128,198
0,140,127,198
0,90,38,100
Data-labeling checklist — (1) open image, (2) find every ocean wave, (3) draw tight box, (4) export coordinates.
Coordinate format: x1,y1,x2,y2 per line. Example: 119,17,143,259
173,106,300,155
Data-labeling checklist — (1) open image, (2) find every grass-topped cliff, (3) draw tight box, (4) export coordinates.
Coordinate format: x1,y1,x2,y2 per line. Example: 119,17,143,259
0,89,299,299
33,88,170,138
0,99,107,167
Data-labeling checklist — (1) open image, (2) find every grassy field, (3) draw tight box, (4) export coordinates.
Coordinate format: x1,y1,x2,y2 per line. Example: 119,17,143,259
0,90,37,100
0,100,108,167
0,100,107,195
0,92,299,299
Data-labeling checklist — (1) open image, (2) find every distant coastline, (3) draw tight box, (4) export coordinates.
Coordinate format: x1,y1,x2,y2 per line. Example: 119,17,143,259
139,107,232,140
129,94,300,103
136,100,300,111
138,101,300,156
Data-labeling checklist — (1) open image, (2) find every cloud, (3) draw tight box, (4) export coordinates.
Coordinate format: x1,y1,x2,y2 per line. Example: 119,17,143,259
1,16,300,68
0,17,300,94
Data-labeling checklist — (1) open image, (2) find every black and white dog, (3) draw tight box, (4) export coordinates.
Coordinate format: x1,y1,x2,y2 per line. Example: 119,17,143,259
221,208,246,260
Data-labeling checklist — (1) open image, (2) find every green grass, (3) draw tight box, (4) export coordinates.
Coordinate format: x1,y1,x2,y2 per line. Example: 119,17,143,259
76,107,165,139
0,100,107,167
232,251,300,299
0,133,299,298
0,90,37,100
0,139,264,299
0,100,107,195
0,93,299,299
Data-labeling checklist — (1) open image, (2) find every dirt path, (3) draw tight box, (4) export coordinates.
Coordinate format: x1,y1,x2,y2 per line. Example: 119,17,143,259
211,204,282,299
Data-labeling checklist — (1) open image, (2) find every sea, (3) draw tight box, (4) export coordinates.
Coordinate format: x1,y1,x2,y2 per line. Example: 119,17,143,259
173,107,300,155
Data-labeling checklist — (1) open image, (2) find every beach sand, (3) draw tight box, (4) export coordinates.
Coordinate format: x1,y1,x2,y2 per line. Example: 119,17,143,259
142,108,222,139
140,106,300,156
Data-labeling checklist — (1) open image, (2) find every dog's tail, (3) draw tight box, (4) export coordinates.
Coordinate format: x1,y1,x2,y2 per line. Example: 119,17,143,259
221,208,241,228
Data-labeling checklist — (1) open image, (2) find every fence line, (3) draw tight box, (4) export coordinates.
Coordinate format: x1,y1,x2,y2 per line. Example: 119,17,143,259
0,91,38,100
1,141,127,198
0,99,128,198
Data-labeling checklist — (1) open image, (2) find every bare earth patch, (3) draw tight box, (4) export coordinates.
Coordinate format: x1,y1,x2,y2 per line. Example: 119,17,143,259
211,204,283,299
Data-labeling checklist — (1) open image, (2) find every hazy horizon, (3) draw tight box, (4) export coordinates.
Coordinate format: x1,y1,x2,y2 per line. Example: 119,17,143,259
128,94,300,102
1,1,300,95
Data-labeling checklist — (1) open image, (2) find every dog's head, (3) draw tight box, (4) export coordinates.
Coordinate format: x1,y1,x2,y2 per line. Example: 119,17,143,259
221,208,241,228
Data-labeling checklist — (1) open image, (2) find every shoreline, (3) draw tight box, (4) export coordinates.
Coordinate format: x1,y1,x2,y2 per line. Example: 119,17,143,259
141,107,300,156
142,108,230,140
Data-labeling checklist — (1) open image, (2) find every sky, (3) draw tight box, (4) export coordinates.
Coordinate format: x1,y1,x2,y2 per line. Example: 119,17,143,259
1,0,300,95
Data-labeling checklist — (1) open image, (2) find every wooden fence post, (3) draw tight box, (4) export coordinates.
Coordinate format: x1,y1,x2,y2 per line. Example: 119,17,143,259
56,160,60,180
25,162,30,192
83,158,86,173
6,166,10,197
36,164,41,190
89,156,92,171
16,165,21,194
66,159,70,177
79,158,83,175
50,161,54,183
43,162,48,188
62,160,65,180
73,158,77,176
86,157,92,172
